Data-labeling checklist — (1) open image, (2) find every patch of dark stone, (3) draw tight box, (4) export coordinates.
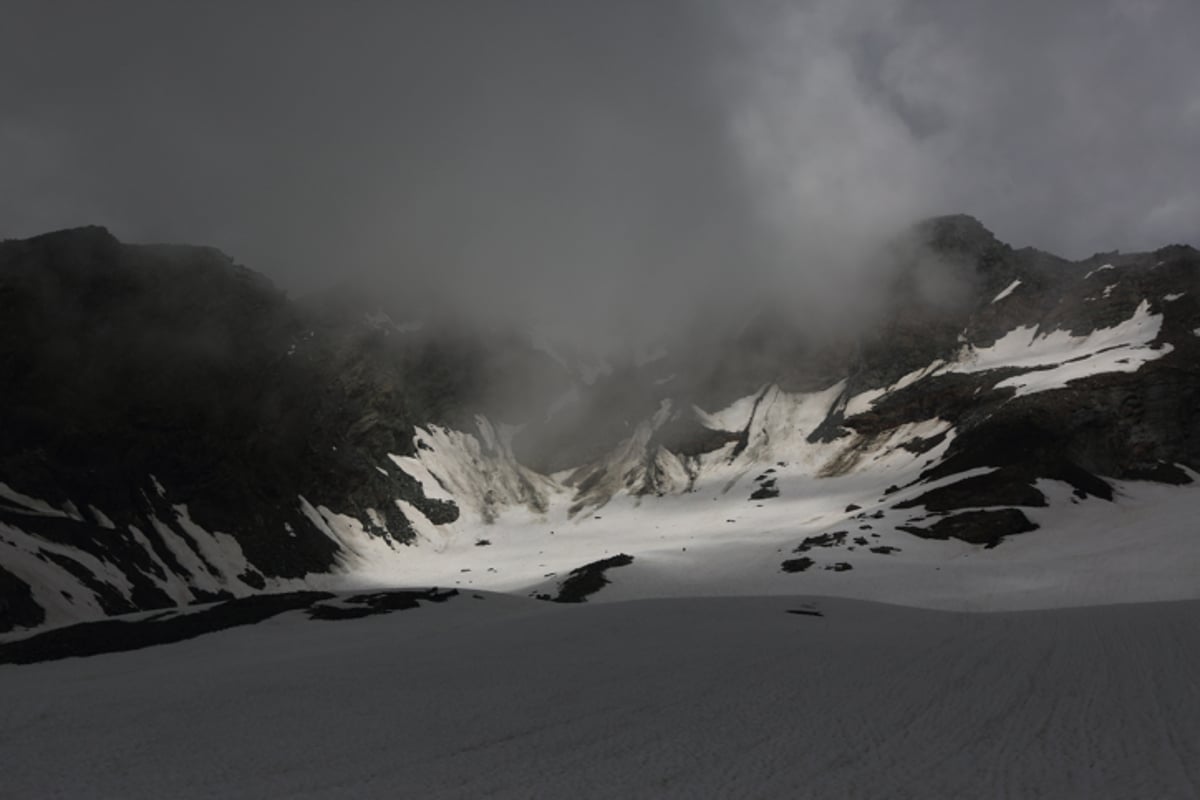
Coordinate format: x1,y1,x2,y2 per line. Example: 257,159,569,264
898,431,949,455
0,591,333,665
189,587,236,604
537,554,634,603
869,546,901,555
894,469,1048,512
238,570,267,590
749,479,779,501
411,497,460,526
785,607,823,617
824,562,853,572
749,470,780,501
917,419,1116,503
306,588,458,620
844,504,861,512
0,564,45,633
792,531,847,553
475,539,492,546
780,557,815,573
897,508,1038,548
1121,462,1193,485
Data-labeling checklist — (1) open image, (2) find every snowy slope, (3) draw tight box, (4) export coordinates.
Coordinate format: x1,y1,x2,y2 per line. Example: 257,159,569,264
337,261,1199,612
3,592,1199,799
351,428,1200,611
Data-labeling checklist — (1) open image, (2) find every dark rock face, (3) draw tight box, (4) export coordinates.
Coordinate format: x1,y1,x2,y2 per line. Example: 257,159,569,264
781,557,815,573
834,236,1200,517
895,471,1049,512
898,509,1039,547
0,226,512,630
749,472,780,500
0,564,44,633
793,532,848,553
304,588,458,620
540,554,634,603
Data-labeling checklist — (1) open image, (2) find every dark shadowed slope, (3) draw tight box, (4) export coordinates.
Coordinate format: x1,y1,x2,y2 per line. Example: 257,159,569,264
2,594,1198,799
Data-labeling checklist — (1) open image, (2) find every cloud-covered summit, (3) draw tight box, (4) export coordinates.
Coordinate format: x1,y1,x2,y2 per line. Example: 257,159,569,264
2,1,1197,342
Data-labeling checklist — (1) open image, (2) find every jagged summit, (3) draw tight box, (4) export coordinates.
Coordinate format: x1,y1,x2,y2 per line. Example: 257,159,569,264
9,223,118,245
911,213,1004,259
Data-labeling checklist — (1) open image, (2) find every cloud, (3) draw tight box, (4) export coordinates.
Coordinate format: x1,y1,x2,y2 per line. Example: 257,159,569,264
0,1,1197,346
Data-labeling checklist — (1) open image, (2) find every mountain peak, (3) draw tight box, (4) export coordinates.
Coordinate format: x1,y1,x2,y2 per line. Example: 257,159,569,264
1,224,120,262
23,224,117,243
914,214,1000,256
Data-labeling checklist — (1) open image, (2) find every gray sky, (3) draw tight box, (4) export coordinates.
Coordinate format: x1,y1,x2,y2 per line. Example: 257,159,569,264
2,1,1198,339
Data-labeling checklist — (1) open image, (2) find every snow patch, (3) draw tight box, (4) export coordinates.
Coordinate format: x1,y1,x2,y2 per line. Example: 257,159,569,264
300,497,401,573
393,419,560,523
990,279,1021,303
171,505,257,592
693,391,760,432
0,484,72,519
88,506,117,530
844,362,943,418
945,300,1168,396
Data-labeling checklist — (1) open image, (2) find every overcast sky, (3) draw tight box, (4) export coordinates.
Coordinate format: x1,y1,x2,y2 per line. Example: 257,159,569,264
2,1,1198,336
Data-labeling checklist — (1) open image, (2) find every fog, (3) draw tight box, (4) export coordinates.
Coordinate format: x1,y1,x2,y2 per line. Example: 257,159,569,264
2,1,1198,345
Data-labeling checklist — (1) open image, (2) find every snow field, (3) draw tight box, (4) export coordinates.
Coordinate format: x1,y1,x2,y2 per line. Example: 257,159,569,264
3,593,1199,799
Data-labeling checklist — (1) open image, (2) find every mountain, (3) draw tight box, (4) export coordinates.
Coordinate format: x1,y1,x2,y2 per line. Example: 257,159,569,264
1,218,1198,632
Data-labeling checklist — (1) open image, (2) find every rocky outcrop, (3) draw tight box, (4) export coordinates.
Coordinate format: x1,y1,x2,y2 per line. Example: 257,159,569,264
0,227,533,630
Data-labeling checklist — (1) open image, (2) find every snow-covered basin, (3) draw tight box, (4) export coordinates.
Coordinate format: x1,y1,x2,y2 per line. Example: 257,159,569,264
341,470,1200,613
3,592,1198,799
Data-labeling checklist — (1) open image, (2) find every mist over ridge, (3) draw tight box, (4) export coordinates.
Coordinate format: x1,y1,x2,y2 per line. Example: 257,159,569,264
2,1,1198,347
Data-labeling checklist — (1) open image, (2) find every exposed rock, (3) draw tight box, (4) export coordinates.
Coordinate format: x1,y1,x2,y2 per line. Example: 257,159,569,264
898,509,1039,546
0,564,44,633
793,532,848,552
542,554,634,603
